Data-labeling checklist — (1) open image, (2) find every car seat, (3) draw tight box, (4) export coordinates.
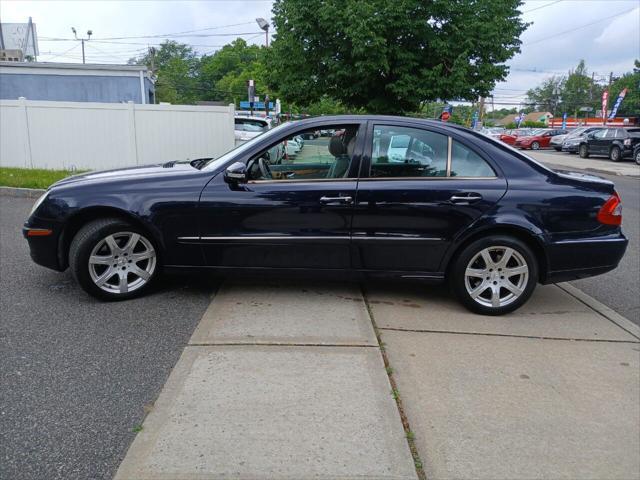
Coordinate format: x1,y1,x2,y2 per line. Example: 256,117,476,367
326,131,357,178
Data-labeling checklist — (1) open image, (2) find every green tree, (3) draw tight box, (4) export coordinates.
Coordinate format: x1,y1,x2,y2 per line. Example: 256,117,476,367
268,0,528,114
561,60,602,117
132,41,200,104
199,39,269,102
608,60,640,117
525,76,563,114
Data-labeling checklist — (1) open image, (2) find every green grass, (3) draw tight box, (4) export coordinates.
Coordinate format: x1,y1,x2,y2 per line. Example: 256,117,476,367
0,167,88,189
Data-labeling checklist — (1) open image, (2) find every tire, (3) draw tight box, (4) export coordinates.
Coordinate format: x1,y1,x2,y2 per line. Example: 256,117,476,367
553,146,561,151
579,144,589,158
635,149,640,165
450,235,538,315
609,146,622,162
69,218,160,300
531,141,540,150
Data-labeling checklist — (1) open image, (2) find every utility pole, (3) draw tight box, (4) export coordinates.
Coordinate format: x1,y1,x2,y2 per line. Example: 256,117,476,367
71,27,92,64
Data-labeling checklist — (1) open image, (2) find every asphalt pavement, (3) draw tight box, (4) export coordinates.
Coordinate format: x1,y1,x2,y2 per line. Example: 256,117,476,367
530,151,640,325
0,196,218,480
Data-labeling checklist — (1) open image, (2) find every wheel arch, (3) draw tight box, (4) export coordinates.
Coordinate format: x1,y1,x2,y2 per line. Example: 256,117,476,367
442,224,548,282
59,206,163,270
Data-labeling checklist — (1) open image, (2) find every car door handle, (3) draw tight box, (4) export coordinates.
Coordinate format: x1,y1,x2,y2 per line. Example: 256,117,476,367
319,196,353,205
450,193,483,203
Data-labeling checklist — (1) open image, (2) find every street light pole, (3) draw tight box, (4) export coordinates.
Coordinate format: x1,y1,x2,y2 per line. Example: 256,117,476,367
255,18,269,47
71,27,92,64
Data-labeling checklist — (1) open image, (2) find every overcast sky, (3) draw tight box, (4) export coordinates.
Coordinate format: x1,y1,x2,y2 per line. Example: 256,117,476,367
2,0,639,109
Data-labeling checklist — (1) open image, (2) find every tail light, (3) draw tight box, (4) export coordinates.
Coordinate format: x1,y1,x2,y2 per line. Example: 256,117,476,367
623,138,631,146
597,191,622,226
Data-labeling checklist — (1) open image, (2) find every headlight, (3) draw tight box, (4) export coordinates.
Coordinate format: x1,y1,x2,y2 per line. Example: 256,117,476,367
30,191,49,216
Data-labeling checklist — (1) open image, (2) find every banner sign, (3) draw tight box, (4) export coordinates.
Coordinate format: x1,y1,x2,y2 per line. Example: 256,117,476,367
608,88,628,120
240,101,274,110
440,104,452,122
471,110,479,129
561,112,567,129
601,90,609,123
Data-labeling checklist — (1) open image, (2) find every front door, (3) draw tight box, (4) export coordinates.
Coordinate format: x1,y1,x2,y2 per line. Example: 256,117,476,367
198,122,364,269
351,122,507,275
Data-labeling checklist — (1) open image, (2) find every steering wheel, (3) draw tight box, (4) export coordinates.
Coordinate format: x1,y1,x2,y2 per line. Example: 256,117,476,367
258,157,272,180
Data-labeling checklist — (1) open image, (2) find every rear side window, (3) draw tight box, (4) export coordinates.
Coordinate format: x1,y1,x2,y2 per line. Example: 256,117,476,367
371,125,448,177
451,141,495,177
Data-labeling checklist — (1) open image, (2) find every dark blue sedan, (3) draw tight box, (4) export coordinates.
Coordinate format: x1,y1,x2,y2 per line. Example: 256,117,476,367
23,115,628,315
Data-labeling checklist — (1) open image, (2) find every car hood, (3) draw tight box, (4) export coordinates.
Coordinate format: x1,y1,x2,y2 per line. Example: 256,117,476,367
50,161,200,189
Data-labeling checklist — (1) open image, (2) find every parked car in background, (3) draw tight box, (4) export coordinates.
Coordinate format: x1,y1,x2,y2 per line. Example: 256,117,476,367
514,129,567,150
234,116,272,143
499,128,535,145
24,115,627,316
561,127,605,154
579,128,640,161
479,127,505,140
235,116,283,162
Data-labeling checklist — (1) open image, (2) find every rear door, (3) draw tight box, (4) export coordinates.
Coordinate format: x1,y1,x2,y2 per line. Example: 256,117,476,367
351,122,507,275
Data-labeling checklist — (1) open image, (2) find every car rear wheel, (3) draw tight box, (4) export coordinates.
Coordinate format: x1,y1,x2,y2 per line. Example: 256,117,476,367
450,236,538,315
635,149,640,165
69,218,159,300
531,141,540,150
609,146,622,162
579,144,589,158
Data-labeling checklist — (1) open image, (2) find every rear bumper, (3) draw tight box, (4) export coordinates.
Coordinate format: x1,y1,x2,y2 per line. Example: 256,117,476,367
542,234,628,284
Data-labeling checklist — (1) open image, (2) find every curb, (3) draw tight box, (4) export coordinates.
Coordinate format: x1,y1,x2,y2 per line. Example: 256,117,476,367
0,186,46,198
557,282,640,340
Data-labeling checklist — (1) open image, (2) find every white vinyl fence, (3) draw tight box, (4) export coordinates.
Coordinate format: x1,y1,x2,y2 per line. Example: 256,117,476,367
0,99,235,171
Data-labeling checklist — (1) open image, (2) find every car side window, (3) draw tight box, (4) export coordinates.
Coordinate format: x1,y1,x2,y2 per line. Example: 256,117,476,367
371,125,447,178
450,141,495,177
593,130,607,139
246,125,360,181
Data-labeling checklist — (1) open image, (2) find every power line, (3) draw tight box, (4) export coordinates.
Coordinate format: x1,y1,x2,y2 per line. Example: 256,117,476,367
40,43,81,61
522,0,563,14
523,6,638,46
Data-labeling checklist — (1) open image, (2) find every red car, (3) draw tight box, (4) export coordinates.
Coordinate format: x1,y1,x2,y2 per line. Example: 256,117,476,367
499,128,535,145
514,129,568,150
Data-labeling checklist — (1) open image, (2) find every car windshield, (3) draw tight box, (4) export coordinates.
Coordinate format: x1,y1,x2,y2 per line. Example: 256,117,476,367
529,129,547,136
201,122,295,170
566,127,587,138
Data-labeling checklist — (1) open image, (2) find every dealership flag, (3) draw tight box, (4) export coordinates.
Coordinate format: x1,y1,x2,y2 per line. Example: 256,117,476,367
601,90,609,123
608,88,628,120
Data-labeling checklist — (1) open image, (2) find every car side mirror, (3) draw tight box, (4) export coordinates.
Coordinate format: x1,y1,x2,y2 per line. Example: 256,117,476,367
224,162,248,183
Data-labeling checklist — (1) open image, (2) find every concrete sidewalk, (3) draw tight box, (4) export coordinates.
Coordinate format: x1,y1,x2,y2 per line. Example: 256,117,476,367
115,282,417,480
115,280,640,480
368,283,640,480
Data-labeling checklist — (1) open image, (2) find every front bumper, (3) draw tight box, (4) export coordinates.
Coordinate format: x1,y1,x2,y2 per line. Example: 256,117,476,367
23,219,65,271
561,143,580,153
542,234,628,284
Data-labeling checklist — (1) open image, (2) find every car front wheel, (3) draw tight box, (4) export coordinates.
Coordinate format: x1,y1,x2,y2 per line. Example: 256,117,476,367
450,236,538,315
69,218,159,300
635,149,640,165
579,144,589,158
531,141,540,150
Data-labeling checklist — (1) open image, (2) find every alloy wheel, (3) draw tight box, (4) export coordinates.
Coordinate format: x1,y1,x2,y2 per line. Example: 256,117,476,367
88,231,156,294
464,246,529,309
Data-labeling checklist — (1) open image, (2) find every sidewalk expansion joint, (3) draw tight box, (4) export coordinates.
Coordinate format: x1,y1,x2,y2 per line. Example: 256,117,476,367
187,342,379,348
361,285,427,480
377,326,640,344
